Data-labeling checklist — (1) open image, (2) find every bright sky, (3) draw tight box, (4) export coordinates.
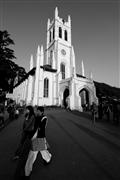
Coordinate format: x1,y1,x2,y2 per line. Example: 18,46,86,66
0,0,119,88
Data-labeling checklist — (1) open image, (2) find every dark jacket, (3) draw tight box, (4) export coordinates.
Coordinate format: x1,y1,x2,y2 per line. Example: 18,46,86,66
23,114,35,139
34,115,47,138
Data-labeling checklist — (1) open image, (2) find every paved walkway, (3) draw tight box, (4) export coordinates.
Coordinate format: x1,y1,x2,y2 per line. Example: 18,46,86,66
0,108,120,180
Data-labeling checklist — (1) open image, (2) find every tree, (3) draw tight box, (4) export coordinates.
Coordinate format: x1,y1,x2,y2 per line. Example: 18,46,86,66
0,30,16,61
94,81,120,99
0,30,26,93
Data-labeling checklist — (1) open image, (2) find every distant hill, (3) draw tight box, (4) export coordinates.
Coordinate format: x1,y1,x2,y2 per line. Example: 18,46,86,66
94,81,120,99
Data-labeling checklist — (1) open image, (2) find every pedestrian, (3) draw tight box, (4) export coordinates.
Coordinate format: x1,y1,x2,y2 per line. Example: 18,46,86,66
66,96,71,111
7,104,15,121
13,105,35,160
0,104,5,127
91,102,98,126
112,101,119,125
85,103,88,111
15,107,19,119
105,103,111,122
14,105,36,179
98,102,103,120
25,106,52,177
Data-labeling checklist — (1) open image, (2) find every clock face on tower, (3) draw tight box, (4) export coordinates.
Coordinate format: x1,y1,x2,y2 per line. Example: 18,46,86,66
61,49,66,56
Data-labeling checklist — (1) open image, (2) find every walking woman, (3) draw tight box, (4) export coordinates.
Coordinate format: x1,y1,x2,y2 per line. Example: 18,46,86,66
25,106,52,177
14,105,36,179
91,102,98,126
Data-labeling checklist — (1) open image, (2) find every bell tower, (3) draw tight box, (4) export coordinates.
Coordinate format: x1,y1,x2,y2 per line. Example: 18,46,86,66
46,7,75,79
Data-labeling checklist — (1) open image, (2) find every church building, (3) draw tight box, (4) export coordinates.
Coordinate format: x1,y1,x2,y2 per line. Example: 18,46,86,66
12,7,98,111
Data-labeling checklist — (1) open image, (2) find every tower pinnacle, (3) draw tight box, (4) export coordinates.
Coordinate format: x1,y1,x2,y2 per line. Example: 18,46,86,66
30,55,33,70
40,45,44,66
55,7,58,19
47,18,50,30
81,60,85,76
68,15,71,27
37,45,40,55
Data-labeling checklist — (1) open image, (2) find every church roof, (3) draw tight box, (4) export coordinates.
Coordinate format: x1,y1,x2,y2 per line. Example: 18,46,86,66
28,67,36,75
40,64,57,73
13,67,36,88
76,73,86,79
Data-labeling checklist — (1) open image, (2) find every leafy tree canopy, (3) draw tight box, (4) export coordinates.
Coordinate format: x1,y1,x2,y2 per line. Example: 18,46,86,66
0,30,16,61
0,30,26,92
94,81,120,100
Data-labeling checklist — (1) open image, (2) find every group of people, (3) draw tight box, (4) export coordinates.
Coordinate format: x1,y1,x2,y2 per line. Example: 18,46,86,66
7,103,20,120
14,105,52,179
90,99,120,126
0,102,20,128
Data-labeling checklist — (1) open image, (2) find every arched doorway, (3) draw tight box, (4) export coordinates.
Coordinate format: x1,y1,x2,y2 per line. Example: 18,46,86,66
63,88,69,108
79,88,89,110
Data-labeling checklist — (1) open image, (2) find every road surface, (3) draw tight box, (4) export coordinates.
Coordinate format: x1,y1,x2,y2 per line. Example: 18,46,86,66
0,109,120,180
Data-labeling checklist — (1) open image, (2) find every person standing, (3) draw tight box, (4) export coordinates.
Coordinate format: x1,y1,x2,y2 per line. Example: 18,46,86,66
14,105,36,180
13,105,35,160
25,106,52,177
91,102,98,126
105,103,111,122
113,101,119,125
98,102,103,120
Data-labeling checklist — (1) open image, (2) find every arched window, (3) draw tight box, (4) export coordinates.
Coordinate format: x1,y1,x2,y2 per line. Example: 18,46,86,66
44,78,49,97
50,50,53,66
60,63,65,79
49,31,51,42
65,30,67,41
59,27,62,38
53,27,55,39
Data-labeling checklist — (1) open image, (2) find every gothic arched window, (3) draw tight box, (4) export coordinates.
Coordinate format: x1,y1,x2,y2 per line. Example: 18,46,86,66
65,30,68,41
44,78,49,97
59,27,62,38
50,31,51,42
50,50,53,66
60,63,65,79
53,27,55,39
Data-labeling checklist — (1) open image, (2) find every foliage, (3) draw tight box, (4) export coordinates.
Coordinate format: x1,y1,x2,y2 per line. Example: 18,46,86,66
94,81,120,99
0,30,26,93
0,30,16,61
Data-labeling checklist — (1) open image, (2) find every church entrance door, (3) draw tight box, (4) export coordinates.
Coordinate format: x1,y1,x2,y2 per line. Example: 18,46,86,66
63,88,69,108
79,88,89,111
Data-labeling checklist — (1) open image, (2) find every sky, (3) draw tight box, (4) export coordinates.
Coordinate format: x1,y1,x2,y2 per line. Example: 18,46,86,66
0,0,119,88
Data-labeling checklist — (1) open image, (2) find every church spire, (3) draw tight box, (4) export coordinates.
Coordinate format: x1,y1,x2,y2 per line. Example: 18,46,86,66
90,71,93,80
29,54,33,70
55,7,58,19
40,45,44,66
81,60,85,76
47,18,50,30
37,45,40,55
71,46,76,77
68,15,71,27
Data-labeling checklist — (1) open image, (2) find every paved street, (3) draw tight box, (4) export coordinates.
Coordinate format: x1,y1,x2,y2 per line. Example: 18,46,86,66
0,109,120,180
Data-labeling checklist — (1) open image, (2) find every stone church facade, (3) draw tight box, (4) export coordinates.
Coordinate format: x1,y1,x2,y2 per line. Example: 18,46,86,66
12,7,98,111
